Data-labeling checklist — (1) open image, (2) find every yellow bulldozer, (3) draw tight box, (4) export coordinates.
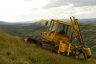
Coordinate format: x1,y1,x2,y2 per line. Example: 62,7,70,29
41,16,92,59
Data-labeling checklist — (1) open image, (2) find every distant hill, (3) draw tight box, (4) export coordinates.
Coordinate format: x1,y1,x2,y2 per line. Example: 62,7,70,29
60,18,96,23
79,18,96,23
0,21,9,25
0,18,96,27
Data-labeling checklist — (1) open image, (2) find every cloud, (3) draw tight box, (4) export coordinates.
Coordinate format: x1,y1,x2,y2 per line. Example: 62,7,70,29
18,5,96,22
43,0,68,8
43,0,96,9
24,0,32,1
32,8,38,11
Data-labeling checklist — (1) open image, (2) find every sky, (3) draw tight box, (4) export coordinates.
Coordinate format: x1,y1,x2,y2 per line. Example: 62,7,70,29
0,0,96,22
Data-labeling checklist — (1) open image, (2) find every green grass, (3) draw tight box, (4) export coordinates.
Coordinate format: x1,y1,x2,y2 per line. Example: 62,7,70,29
0,32,96,64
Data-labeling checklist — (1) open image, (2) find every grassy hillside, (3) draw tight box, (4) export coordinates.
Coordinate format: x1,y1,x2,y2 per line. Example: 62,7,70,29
1,32,96,64
80,23,96,59
0,20,96,63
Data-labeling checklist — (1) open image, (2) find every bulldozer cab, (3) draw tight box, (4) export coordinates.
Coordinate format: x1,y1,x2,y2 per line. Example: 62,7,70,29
44,19,71,44
48,20,70,36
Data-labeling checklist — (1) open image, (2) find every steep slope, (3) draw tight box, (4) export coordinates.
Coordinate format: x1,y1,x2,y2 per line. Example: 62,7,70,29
0,32,96,64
